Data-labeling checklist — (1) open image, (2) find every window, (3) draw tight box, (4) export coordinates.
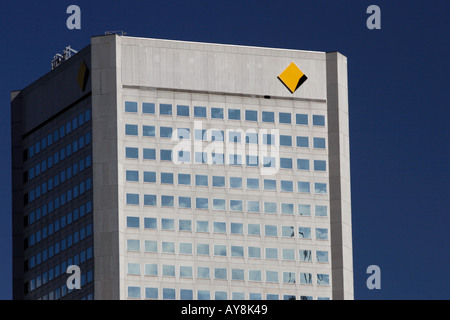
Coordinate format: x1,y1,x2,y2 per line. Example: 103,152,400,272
195,152,207,164
160,150,172,161
228,109,241,120
231,223,243,235
245,110,258,121
197,244,210,255
180,266,193,278
196,221,209,233
125,101,138,113
125,124,138,136
126,147,138,159
298,182,310,193
232,269,244,281
127,239,140,251
264,202,277,214
161,196,174,207
313,137,326,149
298,227,311,239
265,225,277,237
162,218,175,230
194,106,206,118
296,113,308,125
246,132,258,144
126,193,139,205
196,198,208,209
143,171,156,183
143,148,156,160
145,287,158,299
178,173,191,185
300,250,312,262
283,249,295,261
211,130,224,141
194,129,207,141
263,179,276,191
162,264,175,276
198,290,210,300
213,199,226,211
279,112,291,124
160,127,173,138
144,218,157,229
160,103,172,115
317,251,329,262
126,170,139,182
247,201,260,213
179,219,192,231
161,172,173,184
280,158,293,169
281,181,293,192
215,268,228,280
297,136,309,148
231,246,244,257
248,247,261,258
300,273,312,285
211,107,224,119
263,156,275,168
180,243,192,255
315,205,328,217
282,226,295,238
248,224,260,236
262,111,274,123
230,200,243,212
228,131,241,143
249,270,261,282
297,159,310,170
128,286,140,298
317,274,330,285
266,271,279,283
315,183,327,194
214,222,226,234
128,263,140,275
263,134,275,145
213,176,225,187
163,288,176,300
178,197,191,208
313,115,325,126
142,102,155,114
314,160,327,171
177,128,190,140
247,178,259,190
195,175,208,186
127,217,139,228
214,245,227,256
281,203,294,215
298,204,311,216
316,228,329,240
144,194,156,206
280,135,292,146
177,105,189,117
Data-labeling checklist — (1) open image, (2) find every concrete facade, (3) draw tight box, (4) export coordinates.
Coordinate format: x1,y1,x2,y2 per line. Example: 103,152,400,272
12,34,353,300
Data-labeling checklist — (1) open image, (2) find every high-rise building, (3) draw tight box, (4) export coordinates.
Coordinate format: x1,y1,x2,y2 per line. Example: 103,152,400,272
11,34,353,300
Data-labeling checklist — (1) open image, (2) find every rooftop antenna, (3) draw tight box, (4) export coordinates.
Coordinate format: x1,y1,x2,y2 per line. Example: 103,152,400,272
105,30,127,36
51,46,78,70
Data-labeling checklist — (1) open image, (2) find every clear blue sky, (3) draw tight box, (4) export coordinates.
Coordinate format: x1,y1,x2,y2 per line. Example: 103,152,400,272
0,0,449,300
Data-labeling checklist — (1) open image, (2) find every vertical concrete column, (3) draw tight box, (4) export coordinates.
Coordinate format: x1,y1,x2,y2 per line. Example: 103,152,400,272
326,52,354,300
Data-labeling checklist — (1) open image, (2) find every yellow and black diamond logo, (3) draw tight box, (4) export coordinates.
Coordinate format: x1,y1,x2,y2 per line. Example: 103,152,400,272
278,62,307,94
77,60,89,92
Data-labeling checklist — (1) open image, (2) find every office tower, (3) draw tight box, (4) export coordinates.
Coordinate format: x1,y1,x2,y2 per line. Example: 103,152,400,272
11,34,353,300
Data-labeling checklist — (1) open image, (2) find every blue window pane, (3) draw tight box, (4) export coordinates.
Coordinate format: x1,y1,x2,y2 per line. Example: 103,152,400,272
313,137,326,149
143,148,156,160
279,112,291,124
298,227,311,239
298,204,311,216
163,288,176,300
143,171,156,183
126,170,139,181
177,105,190,117
142,102,155,114
180,289,193,300
126,194,139,205
228,109,241,120
297,159,310,170
196,198,208,209
211,107,223,119
316,228,329,240
213,199,226,210
314,183,327,194
212,176,225,187
296,113,308,125
194,106,207,118
160,103,172,115
160,127,173,138
146,287,158,299
245,110,258,121
144,217,157,229
315,205,328,217
246,155,258,167
195,175,208,186
264,179,276,190
160,150,172,161
230,200,243,212
297,136,309,148
128,286,140,298
179,197,192,208
281,180,293,192
313,115,326,126
246,132,258,144
126,147,138,159
143,125,155,137
298,182,310,193
178,173,191,185
161,196,174,207
144,194,156,206
262,111,274,123
125,124,138,136
127,217,139,228
280,158,292,169
125,101,138,113
314,160,327,171
280,135,292,146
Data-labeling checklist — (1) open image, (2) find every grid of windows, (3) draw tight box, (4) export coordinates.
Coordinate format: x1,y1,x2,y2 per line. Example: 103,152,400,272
122,100,331,300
